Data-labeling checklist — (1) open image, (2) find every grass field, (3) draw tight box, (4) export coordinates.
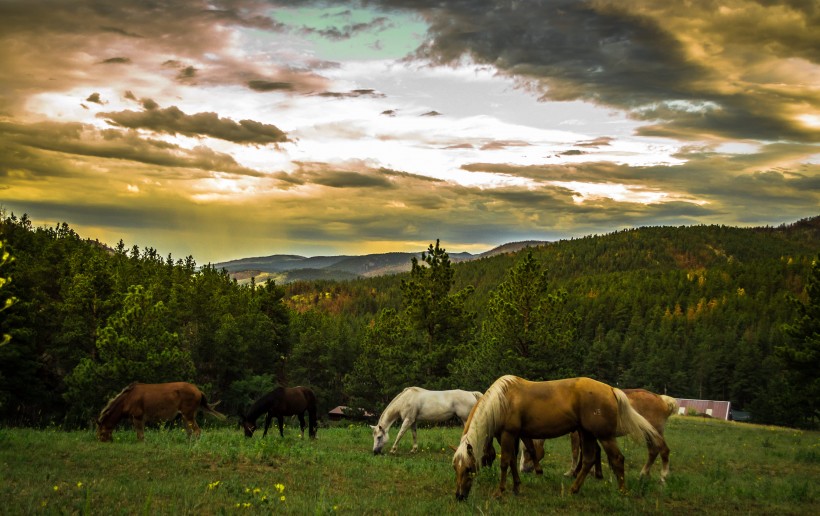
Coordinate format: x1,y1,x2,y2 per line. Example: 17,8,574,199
1,416,818,515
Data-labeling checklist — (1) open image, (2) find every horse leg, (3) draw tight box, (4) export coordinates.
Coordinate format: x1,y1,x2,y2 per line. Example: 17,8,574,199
262,413,274,437
390,418,415,453
132,416,145,442
599,437,627,493
495,431,517,497
569,430,598,494
410,422,418,453
521,438,543,475
643,435,669,482
566,431,580,476
593,440,604,479
277,416,284,437
297,412,306,438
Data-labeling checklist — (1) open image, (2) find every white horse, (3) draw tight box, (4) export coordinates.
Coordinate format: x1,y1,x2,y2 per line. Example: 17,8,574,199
371,387,483,454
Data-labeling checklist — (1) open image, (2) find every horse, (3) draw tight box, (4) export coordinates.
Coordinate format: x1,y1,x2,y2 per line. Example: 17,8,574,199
96,382,226,442
371,387,482,454
240,386,318,439
452,375,662,500
520,389,678,482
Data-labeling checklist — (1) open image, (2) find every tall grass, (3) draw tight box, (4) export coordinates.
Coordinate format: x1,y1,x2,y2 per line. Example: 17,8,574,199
1,416,817,514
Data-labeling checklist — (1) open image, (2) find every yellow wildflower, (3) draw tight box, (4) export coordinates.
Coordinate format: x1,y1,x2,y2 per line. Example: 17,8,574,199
253,488,261,494
280,495,286,502
53,486,59,492
76,482,83,488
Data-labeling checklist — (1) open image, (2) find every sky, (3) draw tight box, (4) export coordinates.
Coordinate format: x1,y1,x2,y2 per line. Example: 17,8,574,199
1,0,818,264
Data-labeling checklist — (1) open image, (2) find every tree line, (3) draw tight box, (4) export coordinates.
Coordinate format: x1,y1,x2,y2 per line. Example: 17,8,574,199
1,212,818,429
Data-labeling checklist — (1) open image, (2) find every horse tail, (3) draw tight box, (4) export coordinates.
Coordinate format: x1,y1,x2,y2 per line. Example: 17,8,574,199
613,388,662,447
660,395,679,417
200,394,227,420
304,388,318,437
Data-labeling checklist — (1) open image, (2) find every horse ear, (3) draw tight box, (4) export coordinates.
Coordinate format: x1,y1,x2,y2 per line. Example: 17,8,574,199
369,424,376,430
448,445,458,452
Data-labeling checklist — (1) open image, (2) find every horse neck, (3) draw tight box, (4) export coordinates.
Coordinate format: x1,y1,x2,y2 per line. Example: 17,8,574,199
245,392,276,422
379,389,415,430
462,376,516,467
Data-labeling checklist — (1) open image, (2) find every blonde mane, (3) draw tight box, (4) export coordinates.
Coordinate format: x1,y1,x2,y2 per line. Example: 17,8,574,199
97,382,137,424
454,375,519,469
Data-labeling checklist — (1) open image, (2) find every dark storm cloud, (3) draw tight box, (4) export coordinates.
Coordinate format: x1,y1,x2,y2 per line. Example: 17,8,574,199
318,89,386,99
298,16,392,41
366,0,819,143
86,93,104,104
0,120,266,178
98,106,290,145
248,80,293,92
101,57,131,64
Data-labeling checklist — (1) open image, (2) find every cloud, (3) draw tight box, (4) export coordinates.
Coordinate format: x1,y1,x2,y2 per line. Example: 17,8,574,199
98,106,290,145
248,80,293,92
318,89,386,99
298,16,393,41
380,0,820,143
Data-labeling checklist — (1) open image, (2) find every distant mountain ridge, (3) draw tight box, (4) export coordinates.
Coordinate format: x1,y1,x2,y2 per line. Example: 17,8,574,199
214,241,549,283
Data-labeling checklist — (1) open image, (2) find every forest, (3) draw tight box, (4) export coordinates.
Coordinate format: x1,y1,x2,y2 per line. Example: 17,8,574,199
1,212,818,430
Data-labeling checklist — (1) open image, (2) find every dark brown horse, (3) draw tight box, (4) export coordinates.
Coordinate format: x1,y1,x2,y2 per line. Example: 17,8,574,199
452,376,662,500
520,388,678,481
96,382,226,442
240,386,318,438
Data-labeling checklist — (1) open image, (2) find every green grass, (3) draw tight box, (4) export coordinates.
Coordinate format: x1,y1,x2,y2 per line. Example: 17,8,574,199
1,417,818,515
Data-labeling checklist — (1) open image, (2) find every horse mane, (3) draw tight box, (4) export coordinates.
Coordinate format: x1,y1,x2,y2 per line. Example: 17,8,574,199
456,375,517,469
659,394,679,416
244,386,284,422
97,382,138,425
378,386,422,427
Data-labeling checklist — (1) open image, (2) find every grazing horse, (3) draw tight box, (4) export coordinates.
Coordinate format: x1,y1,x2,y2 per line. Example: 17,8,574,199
452,376,662,500
240,386,318,438
96,382,226,442
520,389,678,482
372,387,482,454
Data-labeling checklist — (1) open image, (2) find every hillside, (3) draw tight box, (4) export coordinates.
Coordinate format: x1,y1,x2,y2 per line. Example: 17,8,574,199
214,246,518,284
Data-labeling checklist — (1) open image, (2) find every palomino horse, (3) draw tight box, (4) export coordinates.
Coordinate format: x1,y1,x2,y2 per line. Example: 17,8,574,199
520,389,678,482
96,382,226,442
452,376,662,500
372,387,482,454
240,386,318,438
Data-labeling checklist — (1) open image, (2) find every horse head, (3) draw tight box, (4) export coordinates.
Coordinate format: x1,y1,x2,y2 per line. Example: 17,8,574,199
452,439,477,501
239,412,256,438
96,418,113,442
370,424,389,455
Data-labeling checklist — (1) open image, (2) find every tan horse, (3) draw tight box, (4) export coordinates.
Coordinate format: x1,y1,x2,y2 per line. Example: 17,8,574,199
96,382,226,442
520,388,678,482
452,376,662,500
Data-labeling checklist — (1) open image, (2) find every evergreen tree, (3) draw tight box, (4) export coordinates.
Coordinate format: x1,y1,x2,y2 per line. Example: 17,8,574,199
777,254,820,427
400,240,474,385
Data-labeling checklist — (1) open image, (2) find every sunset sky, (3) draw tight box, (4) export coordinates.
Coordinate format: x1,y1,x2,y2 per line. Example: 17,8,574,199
1,0,818,264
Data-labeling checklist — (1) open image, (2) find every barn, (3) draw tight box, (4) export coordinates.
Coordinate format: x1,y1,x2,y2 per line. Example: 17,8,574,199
675,398,732,420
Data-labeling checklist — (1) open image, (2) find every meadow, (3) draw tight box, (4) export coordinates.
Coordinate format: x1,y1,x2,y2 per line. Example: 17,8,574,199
1,416,817,515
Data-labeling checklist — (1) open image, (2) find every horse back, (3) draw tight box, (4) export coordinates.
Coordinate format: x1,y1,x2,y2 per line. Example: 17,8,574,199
509,377,619,439
622,388,673,432
125,382,202,421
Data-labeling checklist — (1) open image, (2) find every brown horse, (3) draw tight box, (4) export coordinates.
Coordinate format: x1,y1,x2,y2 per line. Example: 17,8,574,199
452,376,662,500
96,382,226,442
520,388,678,481
240,386,318,438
